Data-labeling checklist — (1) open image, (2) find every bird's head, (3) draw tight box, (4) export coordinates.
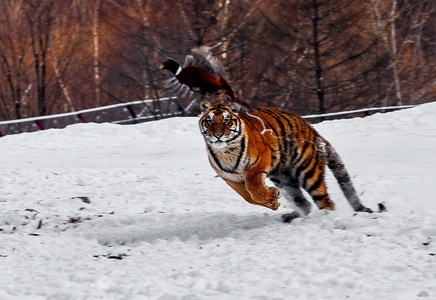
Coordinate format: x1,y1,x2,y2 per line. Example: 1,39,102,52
159,59,182,76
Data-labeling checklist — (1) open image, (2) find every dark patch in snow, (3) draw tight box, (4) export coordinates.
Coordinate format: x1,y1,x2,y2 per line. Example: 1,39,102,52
422,237,432,246
72,196,91,204
93,253,129,260
378,203,387,212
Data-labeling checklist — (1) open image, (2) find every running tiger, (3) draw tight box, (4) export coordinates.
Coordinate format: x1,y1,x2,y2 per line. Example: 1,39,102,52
199,103,373,222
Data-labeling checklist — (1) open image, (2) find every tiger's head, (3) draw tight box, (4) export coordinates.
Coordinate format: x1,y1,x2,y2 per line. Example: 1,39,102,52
199,104,242,150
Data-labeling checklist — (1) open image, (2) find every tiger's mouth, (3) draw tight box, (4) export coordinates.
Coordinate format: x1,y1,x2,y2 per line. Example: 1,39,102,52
210,140,227,149
204,127,241,149
207,135,229,149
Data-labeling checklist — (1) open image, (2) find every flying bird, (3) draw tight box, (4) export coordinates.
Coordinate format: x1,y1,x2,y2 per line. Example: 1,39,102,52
159,46,239,102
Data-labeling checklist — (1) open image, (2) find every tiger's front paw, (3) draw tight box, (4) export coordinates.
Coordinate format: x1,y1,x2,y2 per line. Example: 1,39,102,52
264,187,280,211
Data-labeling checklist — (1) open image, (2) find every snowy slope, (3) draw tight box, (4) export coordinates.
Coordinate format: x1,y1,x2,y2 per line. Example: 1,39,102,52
0,103,435,300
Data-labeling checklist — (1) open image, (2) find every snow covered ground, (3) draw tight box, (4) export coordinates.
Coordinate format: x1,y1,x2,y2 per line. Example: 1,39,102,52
0,103,435,300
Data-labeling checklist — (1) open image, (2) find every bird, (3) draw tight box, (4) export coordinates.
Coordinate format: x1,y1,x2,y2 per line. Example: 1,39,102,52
159,46,239,102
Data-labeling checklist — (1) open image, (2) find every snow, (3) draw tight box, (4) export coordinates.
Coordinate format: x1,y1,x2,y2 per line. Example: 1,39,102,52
1,103,436,300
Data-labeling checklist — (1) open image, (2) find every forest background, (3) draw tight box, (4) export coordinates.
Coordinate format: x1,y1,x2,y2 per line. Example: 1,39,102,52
0,0,435,121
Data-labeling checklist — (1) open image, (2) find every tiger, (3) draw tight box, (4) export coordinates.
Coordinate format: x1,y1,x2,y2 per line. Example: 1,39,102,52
199,103,373,222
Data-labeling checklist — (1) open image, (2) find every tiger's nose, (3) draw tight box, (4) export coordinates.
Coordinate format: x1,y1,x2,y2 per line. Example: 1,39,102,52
213,132,224,139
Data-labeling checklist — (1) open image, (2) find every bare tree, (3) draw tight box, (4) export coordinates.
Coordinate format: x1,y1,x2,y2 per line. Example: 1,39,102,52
0,0,32,120
0,0,435,122
370,0,403,106
23,0,57,116
258,0,381,114
93,0,101,106
370,0,436,106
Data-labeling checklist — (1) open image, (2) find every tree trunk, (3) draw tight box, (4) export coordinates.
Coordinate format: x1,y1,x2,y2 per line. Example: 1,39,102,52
370,0,403,106
311,0,325,115
93,0,101,106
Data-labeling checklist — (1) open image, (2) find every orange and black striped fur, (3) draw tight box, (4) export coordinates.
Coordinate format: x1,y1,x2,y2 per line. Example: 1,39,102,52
199,104,372,222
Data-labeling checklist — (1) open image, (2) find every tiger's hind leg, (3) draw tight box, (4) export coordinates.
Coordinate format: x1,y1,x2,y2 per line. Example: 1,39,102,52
297,151,336,212
269,175,311,223
304,178,336,212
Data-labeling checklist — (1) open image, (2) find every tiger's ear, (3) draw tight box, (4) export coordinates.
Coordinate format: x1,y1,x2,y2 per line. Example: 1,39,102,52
200,101,211,112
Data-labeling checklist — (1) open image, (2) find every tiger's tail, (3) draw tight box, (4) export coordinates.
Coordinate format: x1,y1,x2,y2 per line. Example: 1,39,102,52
324,140,373,213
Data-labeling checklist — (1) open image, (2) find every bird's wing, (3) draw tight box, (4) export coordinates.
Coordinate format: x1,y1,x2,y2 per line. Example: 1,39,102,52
183,46,227,77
